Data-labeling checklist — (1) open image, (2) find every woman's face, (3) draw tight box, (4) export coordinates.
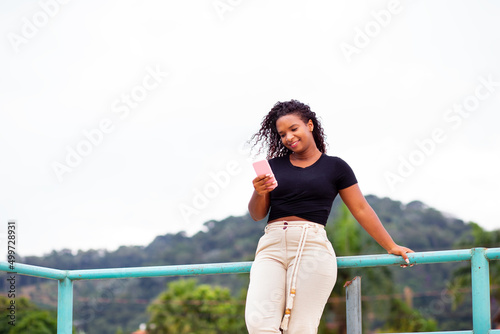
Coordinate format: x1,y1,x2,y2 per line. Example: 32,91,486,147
275,113,314,153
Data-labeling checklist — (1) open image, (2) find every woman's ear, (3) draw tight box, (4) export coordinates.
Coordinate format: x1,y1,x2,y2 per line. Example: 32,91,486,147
308,119,314,132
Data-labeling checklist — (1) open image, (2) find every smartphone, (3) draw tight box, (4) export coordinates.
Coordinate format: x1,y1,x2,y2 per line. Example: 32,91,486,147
252,160,278,190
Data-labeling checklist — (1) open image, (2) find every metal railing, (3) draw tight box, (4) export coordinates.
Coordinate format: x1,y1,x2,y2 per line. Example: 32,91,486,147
1,247,499,333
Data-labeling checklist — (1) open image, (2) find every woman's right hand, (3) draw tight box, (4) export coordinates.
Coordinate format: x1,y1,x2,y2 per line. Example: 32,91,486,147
252,174,277,196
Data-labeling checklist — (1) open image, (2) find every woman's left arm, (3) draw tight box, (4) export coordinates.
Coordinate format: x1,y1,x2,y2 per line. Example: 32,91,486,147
339,183,414,265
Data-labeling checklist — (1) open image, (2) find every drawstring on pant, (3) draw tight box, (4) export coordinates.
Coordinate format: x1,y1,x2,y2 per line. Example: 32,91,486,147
265,222,312,331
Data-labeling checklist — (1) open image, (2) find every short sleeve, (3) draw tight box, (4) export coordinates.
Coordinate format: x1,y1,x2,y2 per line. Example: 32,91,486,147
336,158,358,190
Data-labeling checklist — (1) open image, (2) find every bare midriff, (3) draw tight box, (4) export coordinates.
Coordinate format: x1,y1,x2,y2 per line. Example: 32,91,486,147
268,216,307,224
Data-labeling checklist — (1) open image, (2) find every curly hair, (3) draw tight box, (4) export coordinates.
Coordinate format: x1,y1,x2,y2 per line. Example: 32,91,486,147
249,100,328,159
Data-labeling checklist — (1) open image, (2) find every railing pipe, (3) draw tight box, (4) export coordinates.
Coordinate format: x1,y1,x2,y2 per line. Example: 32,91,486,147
0,262,66,280
336,249,472,268
486,247,500,260
0,249,480,281
67,261,253,280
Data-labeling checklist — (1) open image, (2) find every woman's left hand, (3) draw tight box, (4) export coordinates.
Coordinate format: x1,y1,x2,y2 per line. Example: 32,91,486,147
388,245,415,268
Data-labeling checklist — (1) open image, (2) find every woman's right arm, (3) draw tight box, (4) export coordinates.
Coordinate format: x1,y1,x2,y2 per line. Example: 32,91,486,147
248,175,274,221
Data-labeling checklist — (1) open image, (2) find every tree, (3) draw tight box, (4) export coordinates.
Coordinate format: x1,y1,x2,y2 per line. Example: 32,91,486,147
10,311,58,334
0,296,59,334
381,298,437,332
147,278,246,333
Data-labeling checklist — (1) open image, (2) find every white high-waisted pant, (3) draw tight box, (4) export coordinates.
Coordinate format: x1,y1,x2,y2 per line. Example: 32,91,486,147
245,221,337,334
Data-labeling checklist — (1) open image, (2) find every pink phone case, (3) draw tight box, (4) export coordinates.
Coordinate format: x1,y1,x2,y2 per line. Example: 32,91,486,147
252,160,278,189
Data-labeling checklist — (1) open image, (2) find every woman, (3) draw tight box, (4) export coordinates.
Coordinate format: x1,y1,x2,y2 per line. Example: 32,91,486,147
245,100,413,333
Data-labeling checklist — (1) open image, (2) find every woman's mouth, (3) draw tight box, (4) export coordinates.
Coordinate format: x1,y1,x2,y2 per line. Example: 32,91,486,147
290,140,299,148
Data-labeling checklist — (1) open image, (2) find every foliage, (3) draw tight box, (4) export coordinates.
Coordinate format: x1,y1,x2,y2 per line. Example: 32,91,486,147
0,296,59,334
147,278,246,334
381,298,438,332
9,311,58,334
331,202,363,255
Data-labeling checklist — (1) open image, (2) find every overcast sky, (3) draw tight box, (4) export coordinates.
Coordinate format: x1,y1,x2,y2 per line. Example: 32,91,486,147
1,0,500,257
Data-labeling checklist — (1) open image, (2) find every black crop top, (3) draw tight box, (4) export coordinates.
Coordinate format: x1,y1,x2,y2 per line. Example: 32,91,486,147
267,154,358,226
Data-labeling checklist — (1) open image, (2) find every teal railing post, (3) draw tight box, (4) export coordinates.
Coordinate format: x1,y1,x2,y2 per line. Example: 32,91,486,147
470,247,491,333
57,276,73,334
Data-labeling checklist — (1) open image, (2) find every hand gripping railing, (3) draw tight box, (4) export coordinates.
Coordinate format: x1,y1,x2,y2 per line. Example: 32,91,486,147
1,247,499,334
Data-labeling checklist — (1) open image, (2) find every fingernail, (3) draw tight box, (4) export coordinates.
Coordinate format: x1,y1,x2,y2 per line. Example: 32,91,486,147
405,259,410,264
